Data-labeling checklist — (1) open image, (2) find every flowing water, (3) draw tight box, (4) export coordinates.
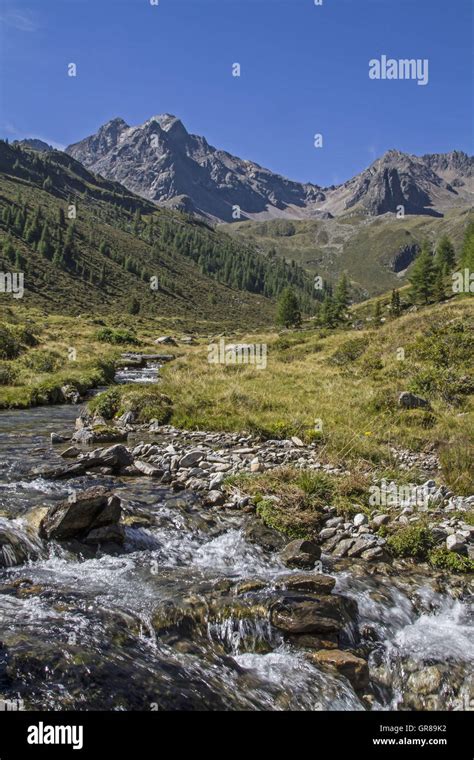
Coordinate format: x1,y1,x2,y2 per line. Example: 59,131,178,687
0,405,472,711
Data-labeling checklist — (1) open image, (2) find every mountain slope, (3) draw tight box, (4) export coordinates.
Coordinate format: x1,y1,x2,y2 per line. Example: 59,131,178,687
66,115,473,223
0,141,316,327
223,207,474,298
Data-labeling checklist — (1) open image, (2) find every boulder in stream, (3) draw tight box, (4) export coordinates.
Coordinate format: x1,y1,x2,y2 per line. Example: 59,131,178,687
280,539,321,569
39,486,124,545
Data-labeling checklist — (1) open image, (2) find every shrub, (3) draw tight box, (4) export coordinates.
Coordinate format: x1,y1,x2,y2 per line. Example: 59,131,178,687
96,327,138,345
22,349,62,373
118,386,173,424
0,324,20,359
387,525,435,559
428,548,474,574
330,337,368,366
88,387,122,420
0,362,18,385
87,385,173,424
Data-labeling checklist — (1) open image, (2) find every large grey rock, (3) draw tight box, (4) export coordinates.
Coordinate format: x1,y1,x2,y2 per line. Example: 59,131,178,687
179,450,204,468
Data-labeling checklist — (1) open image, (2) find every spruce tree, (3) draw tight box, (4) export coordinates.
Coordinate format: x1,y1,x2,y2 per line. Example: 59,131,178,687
435,235,456,274
276,287,301,328
409,242,437,304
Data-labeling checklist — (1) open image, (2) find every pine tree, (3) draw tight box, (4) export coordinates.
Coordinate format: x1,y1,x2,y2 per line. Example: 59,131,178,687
409,242,437,304
276,287,301,328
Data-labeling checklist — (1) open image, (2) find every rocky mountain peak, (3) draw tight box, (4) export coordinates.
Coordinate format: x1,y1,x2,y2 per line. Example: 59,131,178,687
65,115,473,222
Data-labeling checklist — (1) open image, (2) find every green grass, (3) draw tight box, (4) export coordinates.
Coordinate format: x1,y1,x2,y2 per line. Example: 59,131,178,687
158,298,473,490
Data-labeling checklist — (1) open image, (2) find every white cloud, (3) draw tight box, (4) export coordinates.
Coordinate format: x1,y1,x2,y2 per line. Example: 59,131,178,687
0,9,38,32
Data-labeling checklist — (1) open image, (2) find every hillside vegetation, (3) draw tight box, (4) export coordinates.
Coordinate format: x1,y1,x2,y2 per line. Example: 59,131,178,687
0,141,317,328
223,208,474,297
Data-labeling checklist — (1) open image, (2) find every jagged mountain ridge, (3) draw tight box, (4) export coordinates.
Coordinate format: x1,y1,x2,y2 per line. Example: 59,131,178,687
66,115,473,223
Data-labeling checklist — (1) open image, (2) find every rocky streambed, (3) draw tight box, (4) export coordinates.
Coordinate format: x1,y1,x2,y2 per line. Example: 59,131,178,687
0,403,473,711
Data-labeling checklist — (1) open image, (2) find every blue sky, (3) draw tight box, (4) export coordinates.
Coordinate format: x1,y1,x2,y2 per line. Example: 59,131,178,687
0,0,472,186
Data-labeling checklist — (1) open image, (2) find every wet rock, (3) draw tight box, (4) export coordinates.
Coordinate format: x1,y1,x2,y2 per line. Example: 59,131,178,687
179,450,204,468
398,391,430,409
72,427,127,445
71,428,95,445
288,634,339,650
31,461,91,480
204,490,225,506
407,666,443,696
0,518,45,567
39,487,123,544
50,432,70,444
234,579,267,595
99,444,133,468
308,649,369,691
83,524,125,545
280,539,321,569
275,573,336,594
270,594,358,634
